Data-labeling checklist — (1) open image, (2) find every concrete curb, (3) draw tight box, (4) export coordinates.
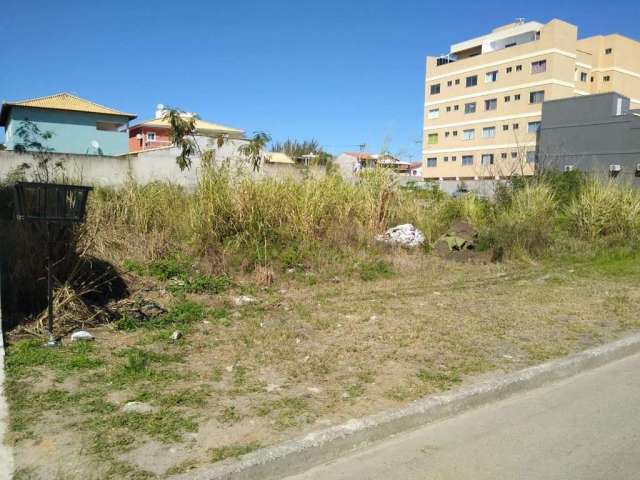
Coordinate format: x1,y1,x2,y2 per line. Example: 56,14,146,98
0,272,14,480
169,333,640,480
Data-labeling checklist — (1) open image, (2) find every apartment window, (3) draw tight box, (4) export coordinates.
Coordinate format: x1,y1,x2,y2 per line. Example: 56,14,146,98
444,156,449,162
447,80,453,87
591,76,594,82
502,124,509,131
531,60,547,74
513,123,519,130
580,72,588,82
452,130,458,136
446,106,451,112
466,75,478,87
464,102,476,114
430,83,441,95
428,133,438,144
96,121,123,132
454,105,459,111
455,79,460,85
146,132,156,141
463,129,475,141
514,94,521,101
528,121,541,133
481,154,494,166
428,108,440,119
511,152,518,159
504,95,511,102
605,48,612,54
485,70,498,83
427,158,437,167
484,98,497,111
530,90,545,104
506,66,513,74
445,131,450,138
506,42,516,48
462,155,473,166
604,75,611,82
501,152,508,159
516,65,522,72
482,127,496,139
451,156,457,162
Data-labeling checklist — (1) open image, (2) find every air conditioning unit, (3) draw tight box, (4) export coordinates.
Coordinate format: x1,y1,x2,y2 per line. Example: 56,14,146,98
609,164,622,172
635,164,640,177
564,165,575,172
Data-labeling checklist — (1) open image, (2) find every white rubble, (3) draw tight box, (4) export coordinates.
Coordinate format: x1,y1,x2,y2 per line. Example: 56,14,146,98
70,330,94,342
375,224,425,248
122,401,156,414
233,295,257,306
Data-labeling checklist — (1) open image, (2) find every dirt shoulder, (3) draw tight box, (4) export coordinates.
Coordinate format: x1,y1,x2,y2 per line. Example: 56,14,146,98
6,251,640,479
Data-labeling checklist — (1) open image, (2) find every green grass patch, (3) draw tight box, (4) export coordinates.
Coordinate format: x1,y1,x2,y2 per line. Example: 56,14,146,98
116,299,208,331
255,396,314,430
358,259,394,282
209,442,261,463
416,369,462,389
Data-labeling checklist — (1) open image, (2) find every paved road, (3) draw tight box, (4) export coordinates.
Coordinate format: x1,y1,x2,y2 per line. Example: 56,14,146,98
286,353,640,480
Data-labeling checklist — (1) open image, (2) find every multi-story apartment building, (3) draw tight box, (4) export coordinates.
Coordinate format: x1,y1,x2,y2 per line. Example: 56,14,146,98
422,19,640,183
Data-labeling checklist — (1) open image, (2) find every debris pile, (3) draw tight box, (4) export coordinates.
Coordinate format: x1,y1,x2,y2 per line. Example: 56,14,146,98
375,224,425,248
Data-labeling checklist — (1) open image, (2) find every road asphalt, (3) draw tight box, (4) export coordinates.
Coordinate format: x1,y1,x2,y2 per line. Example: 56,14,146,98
285,352,640,480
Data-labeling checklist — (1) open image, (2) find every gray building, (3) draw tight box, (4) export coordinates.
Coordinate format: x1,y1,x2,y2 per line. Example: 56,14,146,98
536,92,640,184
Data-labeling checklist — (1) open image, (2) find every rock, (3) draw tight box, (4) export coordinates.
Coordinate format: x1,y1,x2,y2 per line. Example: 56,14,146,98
170,331,182,341
122,401,155,414
375,224,425,248
70,330,94,342
265,384,281,393
307,387,321,394
233,295,257,306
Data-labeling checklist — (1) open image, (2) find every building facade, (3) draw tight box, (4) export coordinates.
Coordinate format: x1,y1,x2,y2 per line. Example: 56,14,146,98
128,104,244,152
423,19,640,182
537,92,640,185
0,92,136,156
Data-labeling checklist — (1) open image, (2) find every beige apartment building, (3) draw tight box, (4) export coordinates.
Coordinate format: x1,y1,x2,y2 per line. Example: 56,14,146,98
422,19,640,182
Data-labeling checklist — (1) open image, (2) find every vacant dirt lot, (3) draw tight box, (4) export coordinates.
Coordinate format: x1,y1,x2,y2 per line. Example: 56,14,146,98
6,250,640,479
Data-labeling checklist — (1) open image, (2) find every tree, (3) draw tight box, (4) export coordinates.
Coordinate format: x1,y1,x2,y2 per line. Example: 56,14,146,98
271,138,333,165
239,132,271,171
12,119,64,182
164,109,200,171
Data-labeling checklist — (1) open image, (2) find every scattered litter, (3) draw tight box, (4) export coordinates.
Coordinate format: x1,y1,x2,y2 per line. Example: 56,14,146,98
233,295,257,306
70,330,94,342
375,224,425,248
170,331,182,341
122,401,155,414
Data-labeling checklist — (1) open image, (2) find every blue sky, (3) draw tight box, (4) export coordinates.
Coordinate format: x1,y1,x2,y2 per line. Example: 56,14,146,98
1,0,638,160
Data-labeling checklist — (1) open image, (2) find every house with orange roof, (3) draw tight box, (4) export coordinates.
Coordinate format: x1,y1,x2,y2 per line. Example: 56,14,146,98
0,92,136,156
128,104,244,152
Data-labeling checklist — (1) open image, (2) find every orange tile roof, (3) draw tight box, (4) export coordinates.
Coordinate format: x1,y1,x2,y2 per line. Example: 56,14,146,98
0,92,136,125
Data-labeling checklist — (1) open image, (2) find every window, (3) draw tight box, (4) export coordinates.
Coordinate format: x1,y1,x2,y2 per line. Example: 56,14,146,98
430,83,441,95
504,95,511,102
482,127,496,138
451,156,457,162
506,66,513,73
502,124,509,131
501,153,507,159
445,131,450,138
462,155,473,166
446,106,451,112
428,133,438,144
531,60,547,74
452,130,458,136
505,42,516,48
590,76,594,82
580,72,588,82
481,154,494,166
464,102,476,114
454,105,459,111
444,156,449,162
463,129,475,141
530,90,545,104
528,121,541,133
513,123,519,130
605,48,612,54
428,108,440,119
466,75,478,87
447,80,453,87
146,132,156,141
511,152,518,159
604,75,611,82
485,70,498,83
427,158,437,167
484,98,497,111
514,94,521,101
96,121,123,131
516,65,522,72
455,79,460,85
